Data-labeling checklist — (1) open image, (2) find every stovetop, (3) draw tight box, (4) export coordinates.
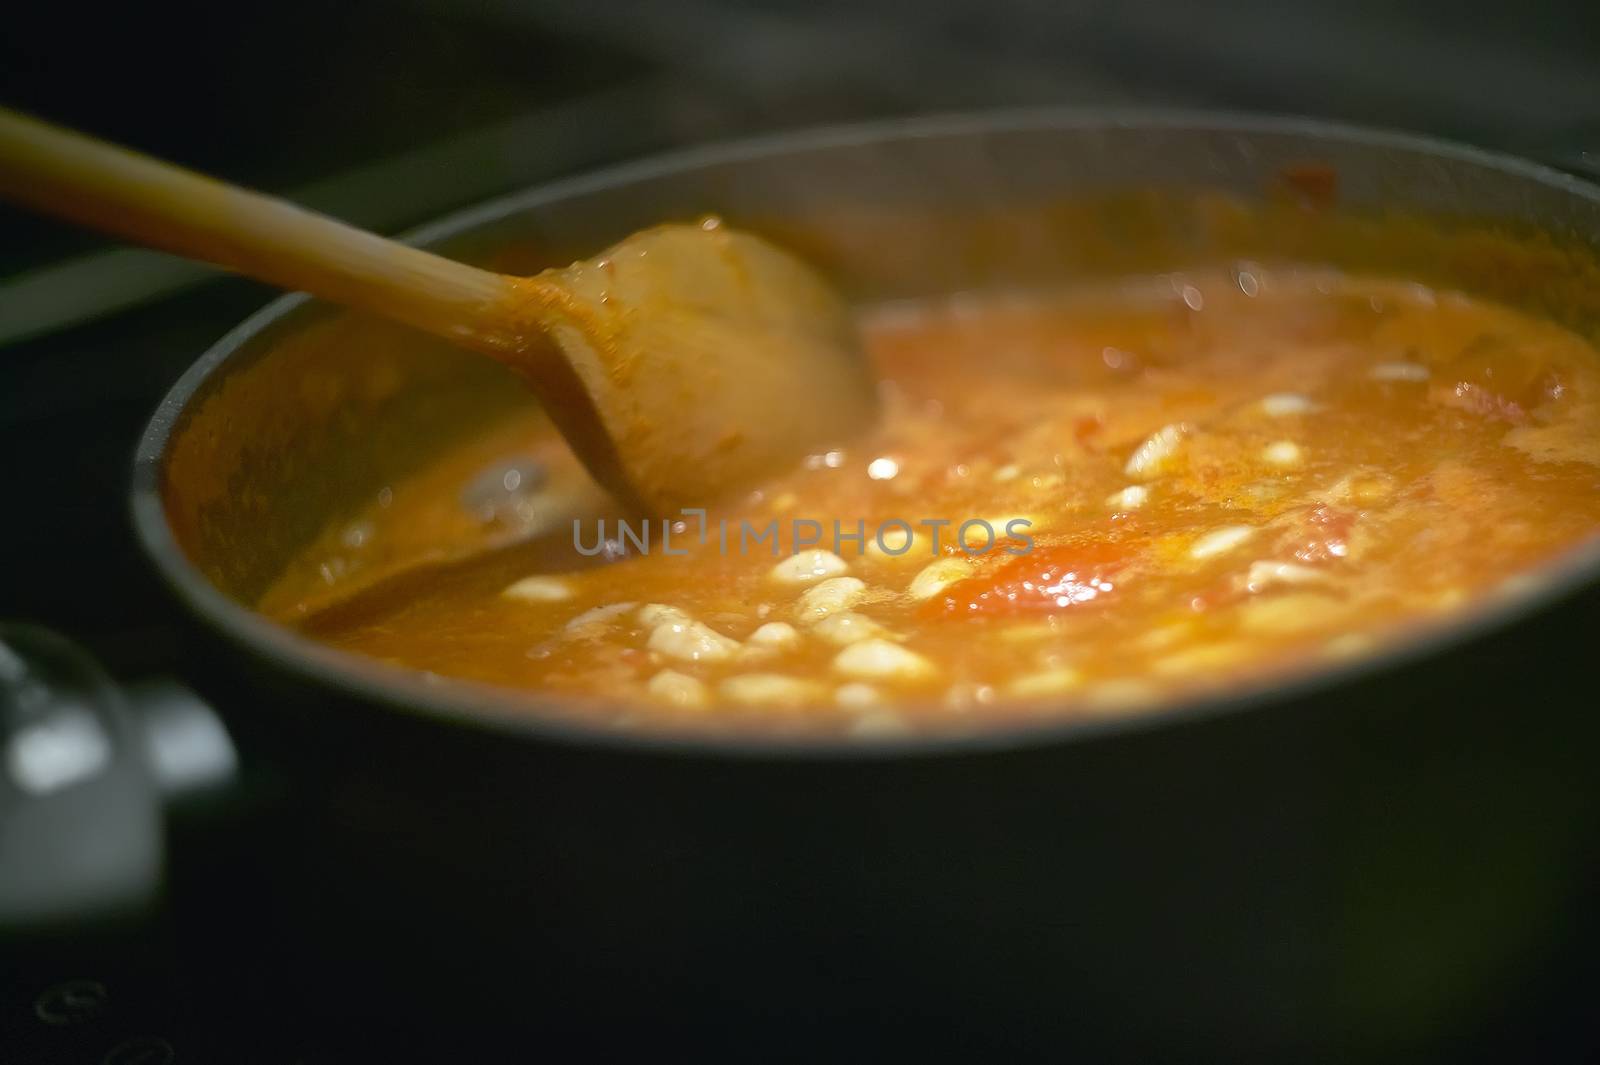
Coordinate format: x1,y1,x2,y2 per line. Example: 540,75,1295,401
4,2,1600,1060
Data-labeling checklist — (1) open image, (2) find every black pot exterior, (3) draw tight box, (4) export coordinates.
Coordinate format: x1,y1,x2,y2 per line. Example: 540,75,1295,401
131,113,1600,1061
171,581,1600,1062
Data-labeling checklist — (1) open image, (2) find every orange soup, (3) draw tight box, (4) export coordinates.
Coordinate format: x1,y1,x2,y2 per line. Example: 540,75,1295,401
269,267,1600,737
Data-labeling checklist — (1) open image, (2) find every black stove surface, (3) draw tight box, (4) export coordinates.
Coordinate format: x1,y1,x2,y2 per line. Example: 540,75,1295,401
4,2,1600,1060
0,289,352,1063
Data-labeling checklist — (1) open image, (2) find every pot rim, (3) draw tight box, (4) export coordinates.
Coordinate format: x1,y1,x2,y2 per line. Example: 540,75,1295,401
129,106,1600,761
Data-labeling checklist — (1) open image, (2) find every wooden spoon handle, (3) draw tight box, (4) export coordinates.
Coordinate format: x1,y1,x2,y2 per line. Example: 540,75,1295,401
0,107,517,349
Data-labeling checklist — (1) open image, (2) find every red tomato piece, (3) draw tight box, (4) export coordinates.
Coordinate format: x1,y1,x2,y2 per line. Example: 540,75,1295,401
929,540,1130,617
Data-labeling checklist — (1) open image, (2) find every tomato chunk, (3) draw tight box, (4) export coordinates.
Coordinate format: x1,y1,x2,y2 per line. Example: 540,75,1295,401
930,541,1130,617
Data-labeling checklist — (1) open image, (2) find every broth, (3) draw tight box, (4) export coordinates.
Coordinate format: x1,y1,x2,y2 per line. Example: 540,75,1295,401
270,267,1600,737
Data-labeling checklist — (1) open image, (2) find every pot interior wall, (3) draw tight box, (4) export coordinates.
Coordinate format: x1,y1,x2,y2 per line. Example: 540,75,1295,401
154,118,1600,606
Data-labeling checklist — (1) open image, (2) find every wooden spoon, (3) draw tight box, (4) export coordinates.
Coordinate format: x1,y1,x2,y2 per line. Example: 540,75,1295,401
0,107,876,515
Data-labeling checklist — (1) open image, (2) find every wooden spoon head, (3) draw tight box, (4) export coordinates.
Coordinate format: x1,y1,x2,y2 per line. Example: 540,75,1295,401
506,219,877,516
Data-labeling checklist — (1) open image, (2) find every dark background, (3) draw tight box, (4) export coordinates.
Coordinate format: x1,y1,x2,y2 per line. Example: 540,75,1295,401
2,2,1598,1061
5,0,1600,341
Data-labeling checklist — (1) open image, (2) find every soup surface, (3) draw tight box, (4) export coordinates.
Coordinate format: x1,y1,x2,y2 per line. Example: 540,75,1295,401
272,267,1600,737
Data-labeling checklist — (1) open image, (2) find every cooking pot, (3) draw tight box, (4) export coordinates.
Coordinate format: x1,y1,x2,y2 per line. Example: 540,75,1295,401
24,111,1600,1060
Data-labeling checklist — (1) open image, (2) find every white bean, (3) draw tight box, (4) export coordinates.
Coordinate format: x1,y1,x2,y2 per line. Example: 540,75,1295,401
769,549,850,584
1239,593,1345,634
906,558,970,601
501,576,573,602
1124,423,1190,480
812,611,891,646
834,683,882,709
563,601,638,633
1105,484,1149,509
1261,441,1304,467
1260,393,1316,416
747,621,801,648
1190,525,1256,560
719,673,825,707
647,618,741,663
1006,668,1084,698
832,639,936,681
1245,560,1327,591
647,670,708,708
637,603,690,627
794,577,866,623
